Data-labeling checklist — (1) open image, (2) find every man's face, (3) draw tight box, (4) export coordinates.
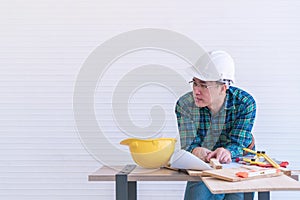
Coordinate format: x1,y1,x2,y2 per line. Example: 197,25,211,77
191,77,223,108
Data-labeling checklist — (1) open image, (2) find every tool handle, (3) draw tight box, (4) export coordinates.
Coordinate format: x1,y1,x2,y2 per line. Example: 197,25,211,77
243,148,257,155
261,154,281,168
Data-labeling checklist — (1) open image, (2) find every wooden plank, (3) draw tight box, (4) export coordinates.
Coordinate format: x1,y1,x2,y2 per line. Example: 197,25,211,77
186,169,204,176
210,158,222,169
203,175,300,194
202,167,282,182
279,167,291,176
202,168,240,182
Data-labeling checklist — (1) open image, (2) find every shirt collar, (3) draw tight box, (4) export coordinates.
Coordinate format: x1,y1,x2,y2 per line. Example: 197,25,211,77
224,87,235,110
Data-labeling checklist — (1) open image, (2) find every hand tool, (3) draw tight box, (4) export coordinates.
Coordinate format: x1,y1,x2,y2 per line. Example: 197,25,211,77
243,148,281,168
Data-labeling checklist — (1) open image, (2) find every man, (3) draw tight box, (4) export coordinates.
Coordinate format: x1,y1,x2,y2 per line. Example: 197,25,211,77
175,50,256,200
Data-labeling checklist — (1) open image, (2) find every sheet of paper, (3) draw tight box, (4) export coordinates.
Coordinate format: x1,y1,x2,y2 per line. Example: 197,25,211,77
170,149,212,170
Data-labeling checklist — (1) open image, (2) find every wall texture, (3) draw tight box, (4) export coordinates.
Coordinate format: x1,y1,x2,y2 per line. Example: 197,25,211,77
0,1,300,199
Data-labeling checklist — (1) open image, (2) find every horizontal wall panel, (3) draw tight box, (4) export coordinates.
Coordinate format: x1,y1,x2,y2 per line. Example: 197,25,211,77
0,0,299,200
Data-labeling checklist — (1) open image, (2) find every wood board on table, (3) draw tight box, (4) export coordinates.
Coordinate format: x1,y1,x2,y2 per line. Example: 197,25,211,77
202,167,282,182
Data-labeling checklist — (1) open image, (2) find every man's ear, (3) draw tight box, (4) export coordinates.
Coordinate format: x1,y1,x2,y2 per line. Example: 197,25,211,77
225,83,229,90
220,84,228,94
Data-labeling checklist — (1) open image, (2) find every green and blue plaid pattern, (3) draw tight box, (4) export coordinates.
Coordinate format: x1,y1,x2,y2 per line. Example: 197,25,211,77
175,86,256,158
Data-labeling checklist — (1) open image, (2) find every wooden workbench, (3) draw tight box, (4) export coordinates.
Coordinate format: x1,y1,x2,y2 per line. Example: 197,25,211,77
89,165,300,200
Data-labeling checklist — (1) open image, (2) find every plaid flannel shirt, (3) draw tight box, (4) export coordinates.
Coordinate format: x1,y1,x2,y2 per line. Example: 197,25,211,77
175,86,256,159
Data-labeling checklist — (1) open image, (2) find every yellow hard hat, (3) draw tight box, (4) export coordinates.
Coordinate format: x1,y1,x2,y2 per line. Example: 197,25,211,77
120,138,176,168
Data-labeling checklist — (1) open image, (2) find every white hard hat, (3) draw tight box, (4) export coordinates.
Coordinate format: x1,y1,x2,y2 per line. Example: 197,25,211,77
188,50,235,83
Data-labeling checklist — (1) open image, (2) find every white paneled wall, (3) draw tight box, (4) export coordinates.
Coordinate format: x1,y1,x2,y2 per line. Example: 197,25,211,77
0,1,300,200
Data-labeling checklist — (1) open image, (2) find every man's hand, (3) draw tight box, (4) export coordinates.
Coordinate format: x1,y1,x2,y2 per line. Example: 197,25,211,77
192,147,212,162
206,147,232,164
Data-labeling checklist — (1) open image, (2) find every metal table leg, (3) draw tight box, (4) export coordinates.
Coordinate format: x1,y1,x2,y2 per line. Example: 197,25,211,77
244,191,270,200
116,165,137,200
128,181,137,200
258,191,270,200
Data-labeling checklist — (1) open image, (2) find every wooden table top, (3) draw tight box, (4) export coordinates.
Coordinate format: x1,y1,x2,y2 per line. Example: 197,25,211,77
89,165,300,194
88,165,202,182
203,175,300,194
